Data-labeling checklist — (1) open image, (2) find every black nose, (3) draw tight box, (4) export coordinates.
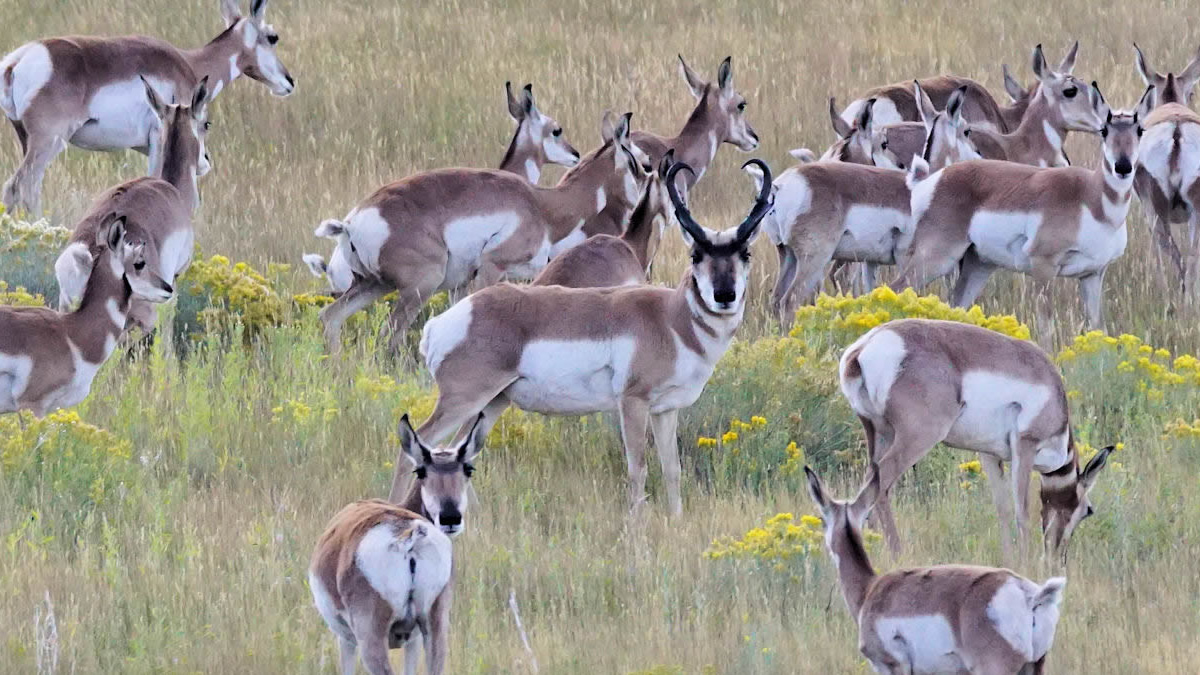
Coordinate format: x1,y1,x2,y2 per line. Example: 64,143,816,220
439,507,462,527
714,288,736,304
1115,157,1132,176
160,281,174,293
285,74,295,88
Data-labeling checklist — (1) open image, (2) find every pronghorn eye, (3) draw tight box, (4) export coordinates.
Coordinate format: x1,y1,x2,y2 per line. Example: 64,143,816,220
267,34,279,45
880,140,888,150
962,129,971,138
1137,127,1144,137
1101,127,1109,139
203,121,212,131
1062,86,1078,99
737,101,746,112
414,467,427,480
552,128,563,137
691,250,704,264
463,464,475,478
739,249,751,262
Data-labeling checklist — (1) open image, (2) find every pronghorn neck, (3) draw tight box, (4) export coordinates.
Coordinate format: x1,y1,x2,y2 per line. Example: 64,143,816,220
397,476,426,516
999,85,1037,132
827,515,878,620
1009,91,1068,163
621,184,659,270
674,270,745,352
670,94,723,183
64,252,131,363
499,125,542,183
183,23,244,99
1099,158,1135,223
155,114,200,211
545,145,618,240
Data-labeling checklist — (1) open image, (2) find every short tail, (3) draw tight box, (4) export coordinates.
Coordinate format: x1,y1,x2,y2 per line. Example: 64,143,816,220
302,253,328,278
788,147,817,163
314,218,348,240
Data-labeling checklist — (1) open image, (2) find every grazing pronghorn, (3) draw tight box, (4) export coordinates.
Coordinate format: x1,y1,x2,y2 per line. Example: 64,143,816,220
54,78,209,335
752,87,976,328
838,319,1113,560
838,43,1067,134
314,112,645,352
415,159,772,514
806,464,1070,674
0,0,294,216
1131,44,1200,297
894,83,1154,347
533,151,674,288
0,216,174,416
310,414,485,675
303,81,581,296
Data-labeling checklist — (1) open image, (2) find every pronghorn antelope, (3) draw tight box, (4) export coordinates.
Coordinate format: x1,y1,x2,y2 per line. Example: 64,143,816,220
0,216,174,416
894,83,1154,347
0,0,294,216
314,112,645,352
837,43,1066,134
414,159,772,514
806,464,1070,674
752,87,976,328
303,81,581,296
1131,44,1200,296
310,414,485,675
838,319,1113,559
561,110,655,240
54,78,209,335
533,151,674,289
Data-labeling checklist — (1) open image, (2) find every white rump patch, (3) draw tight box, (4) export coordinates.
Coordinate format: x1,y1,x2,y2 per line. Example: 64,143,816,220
763,168,811,246
841,328,906,418
986,577,1037,661
356,521,453,621
420,297,473,374
1,42,53,119
872,614,964,673
344,207,392,276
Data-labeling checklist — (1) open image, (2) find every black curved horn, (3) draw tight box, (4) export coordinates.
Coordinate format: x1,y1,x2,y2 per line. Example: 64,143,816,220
666,161,709,246
737,158,773,242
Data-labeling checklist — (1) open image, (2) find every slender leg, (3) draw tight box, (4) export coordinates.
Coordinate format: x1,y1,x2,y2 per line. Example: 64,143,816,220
650,409,682,515
318,279,391,352
773,245,800,329
618,396,651,511
338,635,358,675
979,453,1016,562
1077,270,1106,332
3,131,68,217
9,119,28,155
351,601,396,675
403,634,421,675
1010,437,1033,560
860,262,879,293
872,419,956,554
424,584,452,675
384,277,441,356
1152,217,1186,295
1029,257,1059,353
950,248,996,308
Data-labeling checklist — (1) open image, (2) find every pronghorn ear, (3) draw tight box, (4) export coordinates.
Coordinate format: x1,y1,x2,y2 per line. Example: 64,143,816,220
1089,81,1110,120
914,80,937,127
600,110,617,143
458,413,487,464
141,76,168,120
505,81,524,121
1136,84,1157,121
250,0,268,21
789,147,817,163
804,466,832,515
716,56,734,95
678,54,707,99
946,86,968,125
191,77,210,119
850,464,882,527
856,98,875,133
102,215,128,251
1133,43,1159,86
828,97,852,139
1002,64,1025,102
301,253,328,278
1058,40,1079,74
612,112,633,145
397,414,433,467
1179,46,1200,97
521,83,536,116
1031,43,1050,82
1080,446,1113,489
220,0,241,27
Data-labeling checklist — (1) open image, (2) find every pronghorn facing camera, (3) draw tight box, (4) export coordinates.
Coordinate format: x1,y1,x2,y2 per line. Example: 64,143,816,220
0,0,294,216
533,150,675,289
414,159,772,514
1131,44,1200,296
314,112,646,353
806,464,1070,674
0,216,174,416
894,83,1154,347
55,77,209,335
839,319,1113,560
303,81,582,297
310,414,484,675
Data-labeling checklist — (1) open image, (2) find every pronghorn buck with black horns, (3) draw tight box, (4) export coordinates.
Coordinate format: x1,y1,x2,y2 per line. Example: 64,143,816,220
313,112,645,352
837,42,1067,134
303,81,581,296
533,151,675,289
753,86,976,328
0,0,294,216
310,414,485,675
806,464,1070,675
1131,43,1200,297
0,216,174,416
895,83,1154,347
839,319,1113,560
415,159,772,515
55,77,209,335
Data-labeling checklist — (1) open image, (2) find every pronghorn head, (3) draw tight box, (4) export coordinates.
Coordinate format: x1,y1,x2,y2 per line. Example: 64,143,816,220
1090,82,1156,180
1002,62,1038,107
667,158,771,315
822,96,875,164
221,0,296,97
1040,444,1113,563
142,76,212,179
505,82,580,170
873,83,980,171
635,150,679,272
1030,41,1098,133
397,413,485,538
678,55,760,152
1133,43,1200,106
805,465,880,571
600,111,653,204
87,215,175,304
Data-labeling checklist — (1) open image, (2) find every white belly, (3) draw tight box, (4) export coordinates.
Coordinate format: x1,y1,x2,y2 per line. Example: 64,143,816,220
506,338,635,415
2,43,53,119
944,371,1052,457
968,210,1042,270
872,615,966,674
442,211,524,287
835,205,909,263
71,78,173,151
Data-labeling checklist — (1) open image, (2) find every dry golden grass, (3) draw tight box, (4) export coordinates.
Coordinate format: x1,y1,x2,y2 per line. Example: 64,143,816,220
3,0,1200,673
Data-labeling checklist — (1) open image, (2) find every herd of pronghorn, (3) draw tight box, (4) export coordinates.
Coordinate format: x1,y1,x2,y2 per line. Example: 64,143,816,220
3,1,1199,672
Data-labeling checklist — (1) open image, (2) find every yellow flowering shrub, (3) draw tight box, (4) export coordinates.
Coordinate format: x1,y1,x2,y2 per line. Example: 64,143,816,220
0,280,45,307
707,512,881,570
0,212,70,299
183,254,286,334
1164,419,1200,439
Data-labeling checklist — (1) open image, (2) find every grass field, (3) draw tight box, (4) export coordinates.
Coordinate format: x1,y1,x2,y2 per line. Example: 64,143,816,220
3,0,1200,672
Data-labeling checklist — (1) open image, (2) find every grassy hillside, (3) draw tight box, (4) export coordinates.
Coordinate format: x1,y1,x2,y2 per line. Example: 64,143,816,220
3,0,1200,672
